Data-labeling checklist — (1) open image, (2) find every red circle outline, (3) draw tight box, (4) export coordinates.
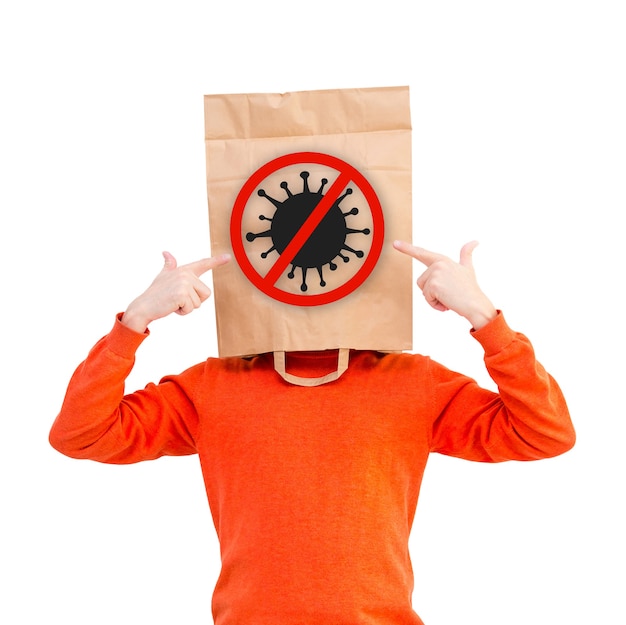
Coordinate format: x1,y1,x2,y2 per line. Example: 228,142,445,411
230,152,384,306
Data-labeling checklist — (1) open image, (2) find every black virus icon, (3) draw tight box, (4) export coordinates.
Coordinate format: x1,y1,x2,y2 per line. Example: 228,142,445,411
245,171,371,292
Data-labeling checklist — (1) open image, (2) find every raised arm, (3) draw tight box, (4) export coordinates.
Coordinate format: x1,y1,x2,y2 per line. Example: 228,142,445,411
393,240,575,461
49,252,230,463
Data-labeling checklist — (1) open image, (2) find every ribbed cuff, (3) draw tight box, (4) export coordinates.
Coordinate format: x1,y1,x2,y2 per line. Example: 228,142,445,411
106,313,150,357
470,310,517,356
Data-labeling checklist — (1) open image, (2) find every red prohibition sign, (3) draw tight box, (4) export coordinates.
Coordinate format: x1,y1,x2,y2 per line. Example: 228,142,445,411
230,151,385,306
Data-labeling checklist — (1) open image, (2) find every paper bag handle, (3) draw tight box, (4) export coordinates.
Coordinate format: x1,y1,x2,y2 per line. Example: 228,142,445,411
273,349,350,387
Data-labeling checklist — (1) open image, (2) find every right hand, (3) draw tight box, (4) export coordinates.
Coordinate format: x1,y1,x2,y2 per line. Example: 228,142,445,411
121,251,231,333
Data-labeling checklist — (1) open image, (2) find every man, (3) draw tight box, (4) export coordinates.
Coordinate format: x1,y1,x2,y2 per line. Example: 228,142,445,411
49,239,575,625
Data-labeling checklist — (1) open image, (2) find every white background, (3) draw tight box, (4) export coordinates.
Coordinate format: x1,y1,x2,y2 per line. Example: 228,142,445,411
1,1,624,623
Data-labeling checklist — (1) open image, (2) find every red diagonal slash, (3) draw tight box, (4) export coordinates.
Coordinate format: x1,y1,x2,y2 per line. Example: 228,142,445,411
261,171,352,286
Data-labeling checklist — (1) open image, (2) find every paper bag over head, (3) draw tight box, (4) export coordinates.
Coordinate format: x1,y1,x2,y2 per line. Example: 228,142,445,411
204,86,413,359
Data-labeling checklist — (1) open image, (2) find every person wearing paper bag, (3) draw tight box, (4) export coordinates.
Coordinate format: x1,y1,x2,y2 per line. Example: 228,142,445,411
49,240,574,625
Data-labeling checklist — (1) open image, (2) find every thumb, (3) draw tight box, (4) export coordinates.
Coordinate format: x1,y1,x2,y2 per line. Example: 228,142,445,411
161,251,177,271
459,240,479,268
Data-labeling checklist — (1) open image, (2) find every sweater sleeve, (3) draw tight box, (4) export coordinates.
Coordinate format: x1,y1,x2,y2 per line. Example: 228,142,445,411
429,311,575,462
49,315,200,464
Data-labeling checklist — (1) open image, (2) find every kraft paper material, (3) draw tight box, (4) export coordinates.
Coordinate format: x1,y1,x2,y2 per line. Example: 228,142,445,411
204,86,412,358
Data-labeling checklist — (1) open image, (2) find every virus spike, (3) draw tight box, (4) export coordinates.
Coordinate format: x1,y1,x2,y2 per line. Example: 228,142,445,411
317,178,328,194
329,261,338,271
300,266,308,292
261,245,277,259
246,229,272,242
300,171,310,194
259,215,272,222
338,252,350,263
342,244,365,259
335,187,353,206
288,265,296,279
280,181,293,198
316,266,326,287
343,207,359,217
257,188,282,209
346,227,371,235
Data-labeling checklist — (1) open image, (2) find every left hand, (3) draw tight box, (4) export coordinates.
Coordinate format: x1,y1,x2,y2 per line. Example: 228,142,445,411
393,240,497,330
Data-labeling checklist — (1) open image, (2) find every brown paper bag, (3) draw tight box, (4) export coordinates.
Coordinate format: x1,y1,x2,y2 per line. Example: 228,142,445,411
204,86,413,365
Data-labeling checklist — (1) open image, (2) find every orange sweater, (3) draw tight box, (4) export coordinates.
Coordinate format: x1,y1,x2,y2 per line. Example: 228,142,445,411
50,311,574,625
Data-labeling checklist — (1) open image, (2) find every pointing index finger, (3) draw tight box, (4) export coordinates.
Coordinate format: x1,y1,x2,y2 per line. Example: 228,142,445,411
185,253,231,276
393,240,444,267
